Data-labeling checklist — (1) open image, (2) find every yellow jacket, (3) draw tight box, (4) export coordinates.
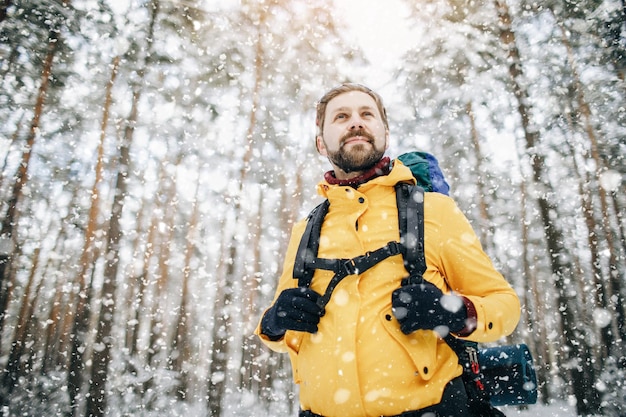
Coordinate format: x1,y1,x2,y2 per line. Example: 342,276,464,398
255,161,520,417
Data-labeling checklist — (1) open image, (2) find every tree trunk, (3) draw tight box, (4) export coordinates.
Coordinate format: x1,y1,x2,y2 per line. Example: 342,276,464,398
128,210,157,358
0,0,12,23
42,195,84,373
115,0,160,368
67,56,119,417
556,17,626,349
518,180,551,402
207,7,265,416
43,262,70,372
207,236,235,417
612,192,626,261
562,111,611,363
67,263,97,417
0,29,58,344
0,246,40,405
85,55,122,417
238,190,264,395
68,47,124,416
254,165,303,410
171,178,200,401
466,101,495,251
494,0,601,413
143,172,178,404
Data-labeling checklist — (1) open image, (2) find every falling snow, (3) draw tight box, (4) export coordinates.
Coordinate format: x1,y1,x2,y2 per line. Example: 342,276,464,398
0,0,624,417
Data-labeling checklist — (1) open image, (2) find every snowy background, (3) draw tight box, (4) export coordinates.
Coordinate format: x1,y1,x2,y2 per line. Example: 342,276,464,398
0,0,624,416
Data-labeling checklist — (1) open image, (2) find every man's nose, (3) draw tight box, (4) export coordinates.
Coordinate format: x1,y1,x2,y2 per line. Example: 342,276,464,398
349,114,364,129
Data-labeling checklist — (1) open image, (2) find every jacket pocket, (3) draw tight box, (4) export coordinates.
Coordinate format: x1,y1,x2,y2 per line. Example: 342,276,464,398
379,308,438,381
285,331,305,384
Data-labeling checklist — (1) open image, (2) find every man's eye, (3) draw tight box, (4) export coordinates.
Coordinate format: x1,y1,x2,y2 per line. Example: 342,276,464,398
335,113,347,120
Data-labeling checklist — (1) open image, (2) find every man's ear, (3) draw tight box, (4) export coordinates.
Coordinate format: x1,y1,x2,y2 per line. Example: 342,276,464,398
316,136,327,156
384,130,390,150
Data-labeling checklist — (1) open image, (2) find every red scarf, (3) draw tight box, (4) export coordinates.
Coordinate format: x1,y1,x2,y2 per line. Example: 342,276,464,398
324,157,391,188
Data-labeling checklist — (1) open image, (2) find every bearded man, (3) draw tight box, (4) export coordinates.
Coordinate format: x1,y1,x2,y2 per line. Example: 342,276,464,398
255,83,520,417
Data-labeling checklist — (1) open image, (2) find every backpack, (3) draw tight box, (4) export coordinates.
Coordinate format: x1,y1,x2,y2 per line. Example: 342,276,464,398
293,151,537,416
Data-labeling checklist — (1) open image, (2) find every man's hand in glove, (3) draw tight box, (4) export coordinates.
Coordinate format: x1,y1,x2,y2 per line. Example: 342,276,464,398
391,280,467,336
261,287,325,340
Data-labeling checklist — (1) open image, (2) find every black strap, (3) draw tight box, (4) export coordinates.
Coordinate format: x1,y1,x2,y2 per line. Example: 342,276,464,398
315,241,402,308
306,241,403,274
293,184,422,308
395,183,426,282
396,185,497,412
395,187,426,282
294,200,329,288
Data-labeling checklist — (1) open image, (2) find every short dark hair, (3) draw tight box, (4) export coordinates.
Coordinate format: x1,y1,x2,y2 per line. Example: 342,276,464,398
315,83,389,137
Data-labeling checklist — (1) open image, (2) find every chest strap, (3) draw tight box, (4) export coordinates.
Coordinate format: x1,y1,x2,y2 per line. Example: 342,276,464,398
313,241,403,308
293,184,424,309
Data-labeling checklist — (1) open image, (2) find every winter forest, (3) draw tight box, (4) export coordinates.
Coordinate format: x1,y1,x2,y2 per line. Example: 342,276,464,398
0,0,625,416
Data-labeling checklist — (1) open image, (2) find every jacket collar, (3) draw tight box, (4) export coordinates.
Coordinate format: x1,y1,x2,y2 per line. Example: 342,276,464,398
322,157,392,188
317,158,416,198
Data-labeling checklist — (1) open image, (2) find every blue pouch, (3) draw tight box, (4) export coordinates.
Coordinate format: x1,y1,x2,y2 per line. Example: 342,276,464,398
479,343,538,406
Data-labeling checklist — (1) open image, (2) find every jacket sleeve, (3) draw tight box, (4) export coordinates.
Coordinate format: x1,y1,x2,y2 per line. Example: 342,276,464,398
425,193,521,343
254,219,308,353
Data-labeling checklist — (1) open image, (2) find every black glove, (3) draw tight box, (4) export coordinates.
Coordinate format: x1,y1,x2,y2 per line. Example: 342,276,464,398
261,287,325,340
391,280,467,335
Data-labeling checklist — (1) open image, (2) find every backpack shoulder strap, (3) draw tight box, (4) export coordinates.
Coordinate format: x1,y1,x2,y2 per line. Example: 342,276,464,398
294,184,427,287
395,184,497,410
395,183,426,278
293,199,330,288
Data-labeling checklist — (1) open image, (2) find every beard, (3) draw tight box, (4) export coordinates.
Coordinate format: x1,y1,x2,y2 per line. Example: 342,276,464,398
326,129,386,174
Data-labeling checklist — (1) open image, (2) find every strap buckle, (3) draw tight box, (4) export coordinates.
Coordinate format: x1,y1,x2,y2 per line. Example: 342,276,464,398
385,241,402,256
341,258,358,276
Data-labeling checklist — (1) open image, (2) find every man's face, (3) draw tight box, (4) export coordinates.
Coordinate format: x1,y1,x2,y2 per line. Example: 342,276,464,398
316,91,389,178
